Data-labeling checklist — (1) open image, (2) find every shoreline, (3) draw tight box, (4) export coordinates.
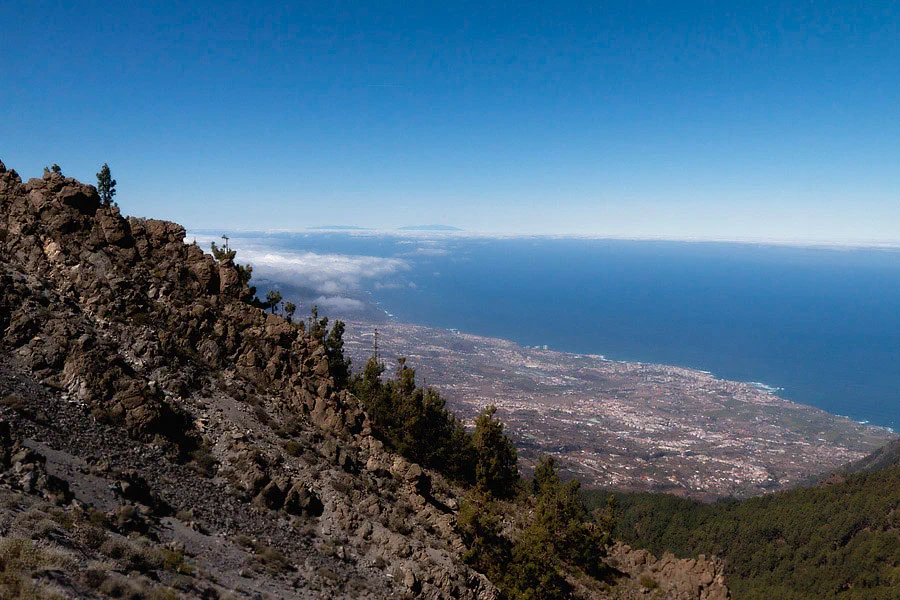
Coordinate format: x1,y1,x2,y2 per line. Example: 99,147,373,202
368,311,896,437
342,315,896,499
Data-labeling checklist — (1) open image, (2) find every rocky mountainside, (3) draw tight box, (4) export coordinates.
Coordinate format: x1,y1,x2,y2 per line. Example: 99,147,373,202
0,162,728,599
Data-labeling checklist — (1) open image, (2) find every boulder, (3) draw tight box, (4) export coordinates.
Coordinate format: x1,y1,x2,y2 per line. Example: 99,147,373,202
57,183,100,214
97,211,132,246
284,482,324,517
256,480,287,510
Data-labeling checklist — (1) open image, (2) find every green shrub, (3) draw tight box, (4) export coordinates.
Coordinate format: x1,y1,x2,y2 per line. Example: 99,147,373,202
158,548,193,575
284,441,303,457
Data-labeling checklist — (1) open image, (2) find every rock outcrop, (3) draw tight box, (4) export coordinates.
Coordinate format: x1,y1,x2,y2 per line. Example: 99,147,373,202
606,544,730,600
0,161,497,599
0,162,367,446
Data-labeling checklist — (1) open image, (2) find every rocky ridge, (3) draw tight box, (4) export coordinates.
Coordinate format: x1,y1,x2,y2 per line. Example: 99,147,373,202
0,162,727,599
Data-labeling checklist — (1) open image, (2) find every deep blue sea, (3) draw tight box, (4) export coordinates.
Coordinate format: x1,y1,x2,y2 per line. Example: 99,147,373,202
204,232,900,431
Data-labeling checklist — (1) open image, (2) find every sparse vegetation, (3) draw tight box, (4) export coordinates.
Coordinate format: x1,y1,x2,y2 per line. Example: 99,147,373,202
0,537,74,599
234,537,294,575
0,490,200,599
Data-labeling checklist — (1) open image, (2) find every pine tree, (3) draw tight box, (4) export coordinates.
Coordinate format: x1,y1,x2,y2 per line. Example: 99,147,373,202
307,305,329,341
208,240,254,297
209,241,236,262
473,405,519,498
349,353,476,483
533,455,561,495
284,302,297,322
265,290,282,314
324,319,350,388
96,163,117,206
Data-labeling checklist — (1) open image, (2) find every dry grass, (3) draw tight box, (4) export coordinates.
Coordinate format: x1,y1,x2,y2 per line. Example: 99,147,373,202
0,537,76,600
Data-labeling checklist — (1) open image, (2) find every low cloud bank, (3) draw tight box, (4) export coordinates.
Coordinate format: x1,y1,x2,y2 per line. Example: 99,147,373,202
247,250,408,296
188,233,410,313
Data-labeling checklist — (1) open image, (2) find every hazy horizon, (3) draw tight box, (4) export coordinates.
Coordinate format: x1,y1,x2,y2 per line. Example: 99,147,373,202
190,226,900,249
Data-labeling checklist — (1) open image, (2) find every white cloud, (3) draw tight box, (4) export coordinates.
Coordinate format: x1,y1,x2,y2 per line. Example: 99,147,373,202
409,246,450,256
397,239,452,257
314,296,366,312
188,233,409,296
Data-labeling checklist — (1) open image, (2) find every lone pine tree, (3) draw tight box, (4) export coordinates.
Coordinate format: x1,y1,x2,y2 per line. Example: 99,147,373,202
96,163,117,206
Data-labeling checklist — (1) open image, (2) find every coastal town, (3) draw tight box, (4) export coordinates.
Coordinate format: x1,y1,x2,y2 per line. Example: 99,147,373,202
343,319,895,499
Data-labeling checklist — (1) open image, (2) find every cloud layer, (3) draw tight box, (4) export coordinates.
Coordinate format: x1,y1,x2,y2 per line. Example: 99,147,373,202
246,250,408,295
188,234,409,312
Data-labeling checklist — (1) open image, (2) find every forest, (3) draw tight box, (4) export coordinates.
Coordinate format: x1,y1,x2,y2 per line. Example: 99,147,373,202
585,463,900,599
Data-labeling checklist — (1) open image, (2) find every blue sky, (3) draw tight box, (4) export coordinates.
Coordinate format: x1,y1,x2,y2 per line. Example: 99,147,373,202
3,1,899,242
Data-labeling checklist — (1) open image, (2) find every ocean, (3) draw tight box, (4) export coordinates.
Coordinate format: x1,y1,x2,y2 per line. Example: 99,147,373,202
192,231,900,431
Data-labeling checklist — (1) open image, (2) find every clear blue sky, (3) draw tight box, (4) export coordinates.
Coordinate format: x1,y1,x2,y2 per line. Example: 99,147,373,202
3,1,899,242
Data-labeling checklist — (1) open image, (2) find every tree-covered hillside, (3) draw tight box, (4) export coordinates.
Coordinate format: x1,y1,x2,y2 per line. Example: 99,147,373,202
586,465,900,599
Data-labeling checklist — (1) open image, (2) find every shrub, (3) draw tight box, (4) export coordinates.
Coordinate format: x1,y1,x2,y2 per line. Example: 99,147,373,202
158,548,193,575
284,441,303,457
639,574,660,589
1,394,27,412
73,524,107,550
189,443,218,477
0,537,76,600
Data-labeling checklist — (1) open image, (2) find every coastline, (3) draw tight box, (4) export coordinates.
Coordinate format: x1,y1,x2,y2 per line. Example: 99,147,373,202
342,316,896,499
368,307,896,436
